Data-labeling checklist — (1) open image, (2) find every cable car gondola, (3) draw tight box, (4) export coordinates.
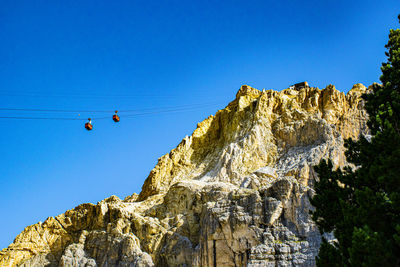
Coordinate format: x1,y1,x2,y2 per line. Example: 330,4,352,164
113,110,120,122
85,118,93,130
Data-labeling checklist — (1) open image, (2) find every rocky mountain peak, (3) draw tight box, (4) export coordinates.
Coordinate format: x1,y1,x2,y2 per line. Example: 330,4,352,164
1,84,369,267
138,83,368,201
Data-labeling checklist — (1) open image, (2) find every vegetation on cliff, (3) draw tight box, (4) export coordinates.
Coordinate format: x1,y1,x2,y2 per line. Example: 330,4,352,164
311,15,400,266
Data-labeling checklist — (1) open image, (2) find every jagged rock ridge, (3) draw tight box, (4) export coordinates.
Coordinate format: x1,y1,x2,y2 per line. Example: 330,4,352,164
0,83,369,266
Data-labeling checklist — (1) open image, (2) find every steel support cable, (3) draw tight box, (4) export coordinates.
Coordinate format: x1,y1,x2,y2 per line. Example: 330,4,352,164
0,101,223,114
120,102,221,113
0,91,215,99
0,108,112,113
0,103,222,121
0,91,180,98
0,116,85,120
92,104,220,119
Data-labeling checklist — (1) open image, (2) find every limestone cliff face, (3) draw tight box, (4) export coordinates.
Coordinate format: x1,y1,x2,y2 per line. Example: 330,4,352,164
0,84,369,267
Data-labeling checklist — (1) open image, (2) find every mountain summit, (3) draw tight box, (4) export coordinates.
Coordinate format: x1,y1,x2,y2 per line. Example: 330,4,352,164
1,84,369,266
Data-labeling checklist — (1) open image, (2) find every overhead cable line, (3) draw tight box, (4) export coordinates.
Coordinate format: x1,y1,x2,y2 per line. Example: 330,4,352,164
0,116,85,120
0,91,176,98
0,101,223,114
93,104,220,119
0,103,222,121
0,91,214,99
0,108,112,113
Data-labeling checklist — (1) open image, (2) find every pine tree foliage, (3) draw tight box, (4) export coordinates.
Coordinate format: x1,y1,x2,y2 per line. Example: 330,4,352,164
311,15,400,266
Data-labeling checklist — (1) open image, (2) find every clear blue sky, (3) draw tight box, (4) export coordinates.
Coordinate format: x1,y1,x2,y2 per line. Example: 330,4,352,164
0,0,399,249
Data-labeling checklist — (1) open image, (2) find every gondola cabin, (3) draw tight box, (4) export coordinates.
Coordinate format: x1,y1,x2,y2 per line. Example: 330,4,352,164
85,118,93,130
113,111,120,122
85,123,93,130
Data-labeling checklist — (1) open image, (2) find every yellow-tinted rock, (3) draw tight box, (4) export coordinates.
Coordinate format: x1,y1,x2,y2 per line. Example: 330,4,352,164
0,84,370,267
138,84,368,200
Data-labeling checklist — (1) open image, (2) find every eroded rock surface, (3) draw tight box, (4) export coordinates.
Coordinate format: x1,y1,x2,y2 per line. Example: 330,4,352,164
0,84,370,266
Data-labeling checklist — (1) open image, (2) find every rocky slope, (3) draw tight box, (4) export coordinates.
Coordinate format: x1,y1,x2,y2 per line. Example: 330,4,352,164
0,83,369,266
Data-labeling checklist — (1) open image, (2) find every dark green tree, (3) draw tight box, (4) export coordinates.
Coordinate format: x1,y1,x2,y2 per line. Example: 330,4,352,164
311,15,400,266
